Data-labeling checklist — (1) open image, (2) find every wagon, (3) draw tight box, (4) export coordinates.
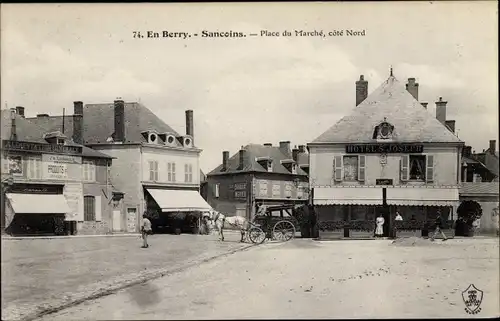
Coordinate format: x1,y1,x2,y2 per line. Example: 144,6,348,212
246,204,299,244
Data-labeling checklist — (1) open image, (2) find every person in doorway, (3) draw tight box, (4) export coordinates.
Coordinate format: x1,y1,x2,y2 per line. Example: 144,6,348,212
394,211,403,238
430,210,447,241
375,214,385,237
472,217,481,236
395,212,403,221
141,214,152,248
410,214,418,237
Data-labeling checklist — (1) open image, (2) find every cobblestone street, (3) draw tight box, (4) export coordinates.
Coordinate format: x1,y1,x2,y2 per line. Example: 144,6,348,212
36,238,499,320
1,232,250,320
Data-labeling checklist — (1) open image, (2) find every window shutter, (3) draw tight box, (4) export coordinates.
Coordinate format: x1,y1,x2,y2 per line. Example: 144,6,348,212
401,155,409,181
334,156,343,181
426,155,434,182
358,155,366,182
95,196,102,221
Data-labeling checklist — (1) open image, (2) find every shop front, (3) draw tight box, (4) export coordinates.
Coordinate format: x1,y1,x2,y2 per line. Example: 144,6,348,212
314,186,459,239
4,183,72,236
144,186,212,234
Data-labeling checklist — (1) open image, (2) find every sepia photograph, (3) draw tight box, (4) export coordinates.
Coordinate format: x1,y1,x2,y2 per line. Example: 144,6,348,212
1,2,498,320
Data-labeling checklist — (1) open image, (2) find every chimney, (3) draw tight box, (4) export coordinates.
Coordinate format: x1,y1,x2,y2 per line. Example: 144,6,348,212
463,146,472,158
445,120,456,133
489,140,496,155
298,145,306,153
421,102,428,109
355,75,368,107
222,151,229,171
292,146,299,162
238,147,246,170
435,97,447,125
185,110,194,139
10,109,17,140
15,106,25,118
114,99,125,142
73,101,84,144
405,78,419,100
263,143,272,147
279,141,291,157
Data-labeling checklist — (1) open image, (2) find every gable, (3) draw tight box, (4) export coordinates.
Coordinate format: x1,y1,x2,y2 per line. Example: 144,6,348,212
311,76,464,144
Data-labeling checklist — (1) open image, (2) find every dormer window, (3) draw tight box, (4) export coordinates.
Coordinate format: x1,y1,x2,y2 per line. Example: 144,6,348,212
256,156,273,172
280,159,297,174
44,131,67,145
177,135,193,148
141,130,160,144
159,132,177,146
300,164,309,175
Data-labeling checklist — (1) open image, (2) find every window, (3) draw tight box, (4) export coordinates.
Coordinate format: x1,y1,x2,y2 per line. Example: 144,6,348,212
401,155,434,182
84,196,96,221
343,156,359,181
334,155,366,182
167,162,176,182
184,163,193,183
149,160,159,181
82,160,96,181
285,184,292,198
26,156,42,179
215,183,220,198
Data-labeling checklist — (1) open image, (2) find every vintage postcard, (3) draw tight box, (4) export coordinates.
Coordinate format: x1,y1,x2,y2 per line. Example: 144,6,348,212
1,2,498,320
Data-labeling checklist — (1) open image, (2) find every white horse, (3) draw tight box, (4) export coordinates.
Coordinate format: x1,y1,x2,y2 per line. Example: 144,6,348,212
206,210,251,242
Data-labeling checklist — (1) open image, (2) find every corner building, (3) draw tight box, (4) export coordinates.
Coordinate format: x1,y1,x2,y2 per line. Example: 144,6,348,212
308,73,464,239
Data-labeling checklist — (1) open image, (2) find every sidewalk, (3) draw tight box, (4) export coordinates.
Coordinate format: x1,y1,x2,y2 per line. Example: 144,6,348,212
1,233,253,321
1,233,140,241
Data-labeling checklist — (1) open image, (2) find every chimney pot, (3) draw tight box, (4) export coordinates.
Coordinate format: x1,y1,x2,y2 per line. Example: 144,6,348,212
238,148,246,170
292,148,299,162
489,140,496,155
355,75,368,107
73,101,83,115
15,106,25,118
114,99,125,142
222,151,229,171
73,101,84,144
185,110,194,140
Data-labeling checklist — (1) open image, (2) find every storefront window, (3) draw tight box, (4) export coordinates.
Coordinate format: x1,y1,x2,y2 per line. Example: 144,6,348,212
343,156,358,181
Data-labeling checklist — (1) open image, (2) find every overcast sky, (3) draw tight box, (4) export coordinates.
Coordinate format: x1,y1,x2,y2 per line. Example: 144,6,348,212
1,2,498,172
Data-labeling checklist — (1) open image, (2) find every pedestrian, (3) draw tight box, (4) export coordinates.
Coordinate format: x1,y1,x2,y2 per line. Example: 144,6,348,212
375,214,385,237
472,217,481,236
410,214,418,237
430,210,447,241
394,211,403,238
141,213,152,248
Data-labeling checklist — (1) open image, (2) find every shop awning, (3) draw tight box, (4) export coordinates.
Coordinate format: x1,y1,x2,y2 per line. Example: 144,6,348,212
146,189,212,212
6,193,71,214
386,187,459,206
313,187,383,205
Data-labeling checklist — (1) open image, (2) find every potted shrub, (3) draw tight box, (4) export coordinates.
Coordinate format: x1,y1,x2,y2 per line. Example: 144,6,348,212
457,201,483,237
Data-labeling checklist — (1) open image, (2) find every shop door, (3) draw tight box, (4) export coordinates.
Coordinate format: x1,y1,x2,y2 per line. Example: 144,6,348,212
113,210,122,232
127,208,137,233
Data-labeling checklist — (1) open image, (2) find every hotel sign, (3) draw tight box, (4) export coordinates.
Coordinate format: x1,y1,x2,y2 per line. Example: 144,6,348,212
346,144,424,154
2,140,82,155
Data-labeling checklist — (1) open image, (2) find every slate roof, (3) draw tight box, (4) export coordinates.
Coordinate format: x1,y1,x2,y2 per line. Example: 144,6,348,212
208,144,308,176
27,102,182,146
459,182,499,196
311,75,464,144
1,109,113,159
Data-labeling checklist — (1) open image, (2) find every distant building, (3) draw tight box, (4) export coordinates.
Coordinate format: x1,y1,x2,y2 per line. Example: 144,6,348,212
206,142,309,220
1,107,114,236
459,182,499,234
461,140,499,182
27,100,210,233
308,72,464,239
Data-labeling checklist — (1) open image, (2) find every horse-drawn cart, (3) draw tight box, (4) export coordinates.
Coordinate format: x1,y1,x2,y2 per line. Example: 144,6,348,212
248,204,299,244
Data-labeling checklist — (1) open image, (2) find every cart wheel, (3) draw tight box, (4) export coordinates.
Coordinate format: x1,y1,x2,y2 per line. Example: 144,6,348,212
272,220,295,242
248,227,266,244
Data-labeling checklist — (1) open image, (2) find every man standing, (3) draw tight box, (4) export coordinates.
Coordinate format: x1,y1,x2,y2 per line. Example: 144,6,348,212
430,210,448,241
141,213,152,248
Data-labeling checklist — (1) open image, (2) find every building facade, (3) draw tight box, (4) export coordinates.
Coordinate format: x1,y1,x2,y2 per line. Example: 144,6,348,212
308,73,464,239
1,107,114,236
206,142,309,220
27,100,209,233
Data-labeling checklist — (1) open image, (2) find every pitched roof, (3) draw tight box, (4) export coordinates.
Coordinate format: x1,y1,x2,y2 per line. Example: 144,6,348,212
208,144,308,176
459,182,499,196
311,76,464,144
1,110,112,159
27,102,181,145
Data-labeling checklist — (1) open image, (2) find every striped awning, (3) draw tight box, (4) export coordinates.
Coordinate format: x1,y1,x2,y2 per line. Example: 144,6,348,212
313,187,383,205
6,193,71,214
386,187,459,206
146,188,212,212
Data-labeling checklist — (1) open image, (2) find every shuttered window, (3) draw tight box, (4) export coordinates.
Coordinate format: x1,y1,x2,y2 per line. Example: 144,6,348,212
149,161,159,181
26,156,42,179
358,155,366,182
84,196,96,221
400,155,409,181
83,160,96,181
426,155,434,183
334,156,343,182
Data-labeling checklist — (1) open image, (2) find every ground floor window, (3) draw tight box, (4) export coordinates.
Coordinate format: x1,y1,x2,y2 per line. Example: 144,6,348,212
84,196,96,221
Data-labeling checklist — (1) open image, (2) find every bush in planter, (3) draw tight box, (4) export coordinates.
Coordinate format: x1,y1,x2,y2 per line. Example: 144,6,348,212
457,201,483,237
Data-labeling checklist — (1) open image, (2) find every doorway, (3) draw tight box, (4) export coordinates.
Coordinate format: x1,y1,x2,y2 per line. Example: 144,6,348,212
112,210,122,232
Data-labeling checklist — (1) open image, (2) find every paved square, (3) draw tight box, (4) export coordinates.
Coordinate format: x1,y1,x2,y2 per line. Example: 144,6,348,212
35,238,499,320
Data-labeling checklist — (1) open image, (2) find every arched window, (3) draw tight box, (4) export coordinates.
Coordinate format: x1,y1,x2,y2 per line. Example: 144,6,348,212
84,196,96,221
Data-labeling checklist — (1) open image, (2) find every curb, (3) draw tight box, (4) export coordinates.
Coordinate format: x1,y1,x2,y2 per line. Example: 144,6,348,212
3,243,258,321
1,234,140,241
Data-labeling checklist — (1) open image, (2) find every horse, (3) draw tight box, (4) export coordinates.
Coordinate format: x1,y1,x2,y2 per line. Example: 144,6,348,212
205,210,252,242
